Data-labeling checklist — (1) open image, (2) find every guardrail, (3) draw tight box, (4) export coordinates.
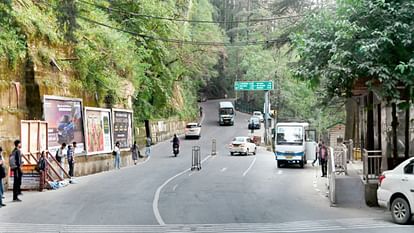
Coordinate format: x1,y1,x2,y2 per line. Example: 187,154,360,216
327,147,336,206
362,149,382,183
333,144,348,175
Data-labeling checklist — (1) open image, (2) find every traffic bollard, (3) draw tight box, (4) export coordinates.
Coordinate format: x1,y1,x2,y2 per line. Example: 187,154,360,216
211,139,217,156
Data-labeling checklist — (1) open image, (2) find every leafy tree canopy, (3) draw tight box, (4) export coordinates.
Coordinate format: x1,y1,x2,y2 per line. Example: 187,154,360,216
292,0,414,101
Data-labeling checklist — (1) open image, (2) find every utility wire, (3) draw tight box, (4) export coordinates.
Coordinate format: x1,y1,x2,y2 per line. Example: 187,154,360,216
78,0,304,24
78,15,289,46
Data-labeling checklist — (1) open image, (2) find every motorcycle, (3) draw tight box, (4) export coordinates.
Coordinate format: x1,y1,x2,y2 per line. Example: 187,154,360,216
173,144,179,157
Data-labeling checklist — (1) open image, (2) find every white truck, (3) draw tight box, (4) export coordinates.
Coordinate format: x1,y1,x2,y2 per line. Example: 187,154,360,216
218,101,235,126
274,122,317,168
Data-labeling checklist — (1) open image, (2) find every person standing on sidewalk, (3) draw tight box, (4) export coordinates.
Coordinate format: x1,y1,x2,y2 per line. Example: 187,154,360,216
67,142,76,178
145,137,152,157
114,142,121,169
319,141,328,177
131,141,139,165
37,151,46,192
0,147,6,207
56,143,66,179
10,140,23,202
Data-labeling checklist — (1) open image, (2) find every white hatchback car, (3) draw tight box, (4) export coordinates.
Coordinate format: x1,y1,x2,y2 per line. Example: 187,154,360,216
185,123,201,139
377,157,414,224
253,111,264,122
229,136,257,156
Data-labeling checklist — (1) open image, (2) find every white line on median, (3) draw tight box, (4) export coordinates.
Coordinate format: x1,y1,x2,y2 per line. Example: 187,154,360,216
242,157,257,177
152,155,212,225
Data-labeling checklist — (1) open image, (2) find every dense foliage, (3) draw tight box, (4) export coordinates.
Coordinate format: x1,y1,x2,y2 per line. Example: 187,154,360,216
0,0,225,121
293,0,414,101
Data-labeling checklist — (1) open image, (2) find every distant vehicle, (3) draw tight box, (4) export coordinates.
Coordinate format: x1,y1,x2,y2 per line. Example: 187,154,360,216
219,101,235,126
377,157,414,224
274,122,317,168
229,136,257,156
185,123,201,139
197,94,207,102
253,111,264,122
248,117,261,130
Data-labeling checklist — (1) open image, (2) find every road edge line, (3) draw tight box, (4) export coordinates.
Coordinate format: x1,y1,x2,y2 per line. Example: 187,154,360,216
152,155,212,225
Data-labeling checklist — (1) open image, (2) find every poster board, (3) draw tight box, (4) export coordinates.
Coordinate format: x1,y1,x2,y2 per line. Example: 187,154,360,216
8,165,40,190
84,107,113,155
43,95,85,154
112,109,133,150
20,121,48,158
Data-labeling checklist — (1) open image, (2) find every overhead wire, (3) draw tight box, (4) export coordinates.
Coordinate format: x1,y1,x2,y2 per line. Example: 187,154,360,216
78,15,289,46
77,0,304,24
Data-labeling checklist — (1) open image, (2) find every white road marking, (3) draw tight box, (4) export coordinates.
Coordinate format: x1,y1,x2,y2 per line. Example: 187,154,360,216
188,172,193,177
172,184,178,191
277,170,283,175
242,157,257,177
0,218,410,232
153,155,212,225
221,167,227,172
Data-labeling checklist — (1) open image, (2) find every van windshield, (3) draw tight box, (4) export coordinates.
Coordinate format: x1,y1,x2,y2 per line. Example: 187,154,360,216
220,108,234,115
276,126,303,145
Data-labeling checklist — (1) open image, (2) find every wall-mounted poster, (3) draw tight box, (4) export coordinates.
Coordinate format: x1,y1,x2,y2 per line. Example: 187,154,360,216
112,109,133,149
43,96,85,154
84,107,112,155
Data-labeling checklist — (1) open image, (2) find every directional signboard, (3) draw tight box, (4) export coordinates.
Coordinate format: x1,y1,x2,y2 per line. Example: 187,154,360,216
234,81,274,91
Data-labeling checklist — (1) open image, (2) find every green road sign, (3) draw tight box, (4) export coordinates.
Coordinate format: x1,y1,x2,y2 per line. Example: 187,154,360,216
234,81,273,91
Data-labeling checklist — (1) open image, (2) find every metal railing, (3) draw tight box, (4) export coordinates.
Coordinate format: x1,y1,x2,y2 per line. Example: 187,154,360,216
333,144,348,175
327,147,336,206
362,149,382,183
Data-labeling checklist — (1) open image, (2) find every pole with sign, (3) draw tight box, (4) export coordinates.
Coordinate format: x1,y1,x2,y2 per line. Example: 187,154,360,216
234,81,274,145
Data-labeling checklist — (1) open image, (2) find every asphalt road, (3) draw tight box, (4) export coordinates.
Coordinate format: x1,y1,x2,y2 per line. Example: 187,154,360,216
0,99,413,232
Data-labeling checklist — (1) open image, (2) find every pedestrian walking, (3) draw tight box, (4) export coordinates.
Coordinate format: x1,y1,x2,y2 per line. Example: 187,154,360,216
67,142,76,178
56,143,66,179
10,140,23,202
199,106,203,117
312,141,321,167
145,137,152,157
0,147,6,207
37,151,46,192
319,141,328,177
131,141,139,165
113,142,121,169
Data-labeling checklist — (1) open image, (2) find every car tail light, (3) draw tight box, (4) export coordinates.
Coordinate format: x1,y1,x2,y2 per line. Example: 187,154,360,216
379,175,386,186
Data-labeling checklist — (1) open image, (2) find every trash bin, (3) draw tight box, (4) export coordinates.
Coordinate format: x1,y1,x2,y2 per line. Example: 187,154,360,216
353,148,361,160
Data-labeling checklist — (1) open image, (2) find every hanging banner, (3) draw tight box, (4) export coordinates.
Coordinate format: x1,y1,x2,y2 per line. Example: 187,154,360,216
43,96,85,154
84,107,112,155
112,109,133,150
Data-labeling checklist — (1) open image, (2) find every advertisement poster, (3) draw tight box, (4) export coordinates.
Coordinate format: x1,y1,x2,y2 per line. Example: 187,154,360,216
20,121,48,162
43,96,85,154
112,109,133,149
8,165,40,190
85,108,112,155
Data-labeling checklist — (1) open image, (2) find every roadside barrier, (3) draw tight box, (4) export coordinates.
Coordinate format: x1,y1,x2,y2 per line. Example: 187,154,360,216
211,139,217,156
191,146,201,171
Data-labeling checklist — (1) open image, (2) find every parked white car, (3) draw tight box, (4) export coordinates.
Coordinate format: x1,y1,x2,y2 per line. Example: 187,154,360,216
229,136,257,156
185,123,201,139
253,111,264,122
377,157,414,224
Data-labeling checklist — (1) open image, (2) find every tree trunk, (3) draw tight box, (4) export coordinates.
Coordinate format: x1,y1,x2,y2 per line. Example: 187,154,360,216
344,98,356,141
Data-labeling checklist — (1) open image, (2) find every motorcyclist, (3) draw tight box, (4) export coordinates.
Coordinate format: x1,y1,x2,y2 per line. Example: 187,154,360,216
172,134,180,148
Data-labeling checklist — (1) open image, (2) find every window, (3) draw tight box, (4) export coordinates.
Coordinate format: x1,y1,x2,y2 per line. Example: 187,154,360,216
404,162,414,175
277,126,304,145
220,108,234,115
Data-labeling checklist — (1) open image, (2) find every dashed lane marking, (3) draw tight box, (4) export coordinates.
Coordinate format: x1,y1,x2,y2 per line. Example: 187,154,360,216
152,155,212,225
242,157,256,177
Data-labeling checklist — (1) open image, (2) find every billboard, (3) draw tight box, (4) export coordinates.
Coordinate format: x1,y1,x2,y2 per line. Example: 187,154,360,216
84,107,112,155
20,121,48,163
112,109,133,149
43,96,85,154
